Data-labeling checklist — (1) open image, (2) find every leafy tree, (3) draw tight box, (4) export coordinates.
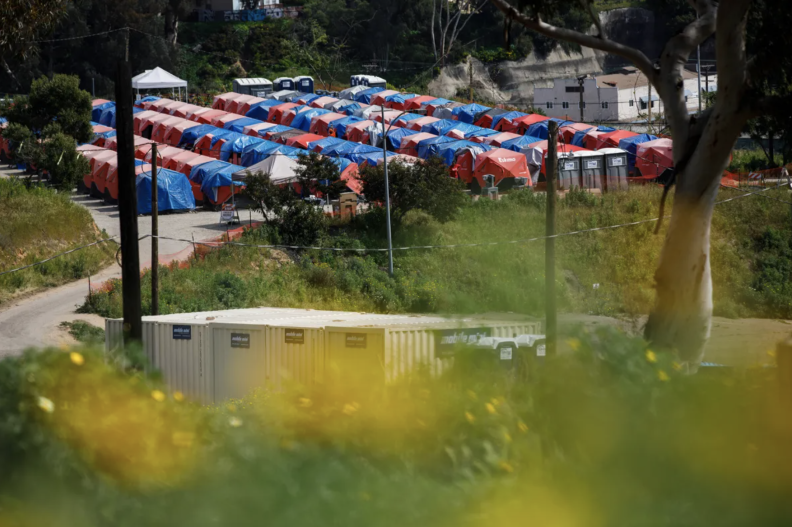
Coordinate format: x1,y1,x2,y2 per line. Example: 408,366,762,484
164,0,193,46
41,132,90,191
5,74,92,144
489,0,792,369
294,152,347,201
0,122,40,166
360,157,468,223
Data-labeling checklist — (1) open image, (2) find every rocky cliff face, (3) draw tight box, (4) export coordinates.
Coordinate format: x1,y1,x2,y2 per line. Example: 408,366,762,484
427,7,659,107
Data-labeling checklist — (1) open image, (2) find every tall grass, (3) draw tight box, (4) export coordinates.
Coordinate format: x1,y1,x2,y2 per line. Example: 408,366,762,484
84,185,792,320
0,178,115,304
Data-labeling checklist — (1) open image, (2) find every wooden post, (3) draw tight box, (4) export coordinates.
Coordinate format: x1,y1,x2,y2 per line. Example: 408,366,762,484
648,81,653,128
115,61,142,343
151,142,159,316
545,120,559,357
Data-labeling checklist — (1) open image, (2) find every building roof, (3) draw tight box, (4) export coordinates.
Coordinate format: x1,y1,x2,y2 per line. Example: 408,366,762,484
596,66,698,90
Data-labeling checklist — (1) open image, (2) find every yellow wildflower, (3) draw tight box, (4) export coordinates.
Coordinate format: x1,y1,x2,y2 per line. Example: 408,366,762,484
467,390,477,400
69,352,84,366
645,350,657,363
657,370,670,382
151,390,166,402
486,403,497,415
672,361,682,371
229,416,243,428
173,391,185,402
518,421,529,433
567,338,581,352
37,396,55,414
465,411,476,424
499,461,514,473
298,397,312,408
343,403,358,416
227,403,237,413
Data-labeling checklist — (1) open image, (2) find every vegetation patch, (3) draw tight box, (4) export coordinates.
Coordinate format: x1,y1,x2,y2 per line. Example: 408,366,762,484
59,321,105,344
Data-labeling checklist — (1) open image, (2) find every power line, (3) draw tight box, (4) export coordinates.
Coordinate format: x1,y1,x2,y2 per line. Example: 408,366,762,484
31,28,128,43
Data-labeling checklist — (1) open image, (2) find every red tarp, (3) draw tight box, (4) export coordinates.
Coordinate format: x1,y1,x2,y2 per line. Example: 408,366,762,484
226,94,258,114
212,92,241,110
370,90,400,107
559,123,593,143
480,132,521,147
268,103,299,124
406,116,440,132
310,112,347,136
244,122,278,137
285,133,325,150
635,138,673,178
238,97,267,116
396,132,437,157
403,95,437,112
595,129,638,149
151,116,186,143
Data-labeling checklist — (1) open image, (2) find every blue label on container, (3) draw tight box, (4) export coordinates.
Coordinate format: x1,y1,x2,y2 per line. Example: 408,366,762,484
173,325,191,340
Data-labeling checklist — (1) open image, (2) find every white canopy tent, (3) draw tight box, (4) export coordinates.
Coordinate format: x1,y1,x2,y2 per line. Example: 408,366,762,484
132,67,189,102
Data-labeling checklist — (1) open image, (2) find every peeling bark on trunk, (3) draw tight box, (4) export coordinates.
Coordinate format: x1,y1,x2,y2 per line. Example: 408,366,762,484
165,12,179,46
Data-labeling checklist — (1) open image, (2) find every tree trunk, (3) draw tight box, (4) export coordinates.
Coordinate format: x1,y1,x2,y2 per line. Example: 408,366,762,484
768,132,775,167
644,160,723,372
165,11,179,46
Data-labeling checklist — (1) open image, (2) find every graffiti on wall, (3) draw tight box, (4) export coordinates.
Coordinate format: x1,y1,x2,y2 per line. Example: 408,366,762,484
195,7,302,22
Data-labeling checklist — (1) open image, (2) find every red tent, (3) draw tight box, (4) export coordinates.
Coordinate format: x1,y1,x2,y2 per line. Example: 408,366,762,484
309,96,338,109
244,122,278,137
406,116,439,132
310,112,347,136
92,98,111,107
164,120,200,146
370,90,400,107
582,130,608,150
237,97,267,116
226,94,258,114
193,109,229,125
138,113,173,138
176,154,216,204
91,124,114,147
132,110,159,135
513,114,550,135
373,110,403,125
472,149,531,189
186,107,214,121
133,137,160,160
559,123,593,143
396,132,437,157
144,145,183,166
165,150,202,172
148,98,176,113
193,134,218,157
268,103,299,124
105,163,152,204
151,117,186,144
91,154,118,197
212,92,240,110
635,138,673,178
403,95,437,112
78,147,111,191
346,120,378,144
161,100,190,115
595,130,638,149
211,112,245,128
285,133,325,150
480,132,521,147
281,106,311,126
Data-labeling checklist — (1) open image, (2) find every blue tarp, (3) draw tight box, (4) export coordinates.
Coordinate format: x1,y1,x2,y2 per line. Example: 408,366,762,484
240,141,301,167
99,106,117,127
618,134,659,173
332,157,355,174
224,117,265,134
94,129,117,142
466,128,500,141
452,103,491,124
137,96,160,106
308,136,345,152
133,107,144,115
220,134,266,162
354,87,386,104
385,93,417,105
330,116,364,137
421,119,459,136
258,124,292,137
442,122,485,137
436,140,491,166
0,117,8,125
417,136,456,159
136,168,196,215
323,142,380,161
92,102,115,122
209,130,246,149
298,93,321,104
349,150,397,166
179,124,219,147
570,128,595,147
392,113,422,125
292,108,331,131
337,102,363,116
245,99,284,121
501,135,544,153
490,111,527,130
426,98,451,108
386,127,420,149
189,161,246,202
525,118,574,140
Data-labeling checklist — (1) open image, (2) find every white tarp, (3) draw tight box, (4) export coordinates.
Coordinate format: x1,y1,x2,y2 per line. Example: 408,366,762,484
233,155,300,185
338,86,367,100
353,105,385,119
132,67,187,89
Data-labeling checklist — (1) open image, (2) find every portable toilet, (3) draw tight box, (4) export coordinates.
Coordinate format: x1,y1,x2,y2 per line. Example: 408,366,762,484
364,75,387,89
574,150,606,191
556,153,581,190
274,77,295,91
350,75,361,87
233,78,273,97
294,75,315,94
598,147,630,191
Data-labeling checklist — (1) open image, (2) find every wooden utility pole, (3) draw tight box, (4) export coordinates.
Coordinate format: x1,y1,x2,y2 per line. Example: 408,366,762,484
151,143,159,316
125,28,130,62
115,60,143,343
578,75,586,123
545,120,558,356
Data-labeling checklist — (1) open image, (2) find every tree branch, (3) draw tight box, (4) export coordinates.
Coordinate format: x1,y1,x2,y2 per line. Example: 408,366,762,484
487,0,656,83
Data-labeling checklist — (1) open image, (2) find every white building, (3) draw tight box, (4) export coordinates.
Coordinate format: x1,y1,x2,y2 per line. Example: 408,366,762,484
533,67,716,123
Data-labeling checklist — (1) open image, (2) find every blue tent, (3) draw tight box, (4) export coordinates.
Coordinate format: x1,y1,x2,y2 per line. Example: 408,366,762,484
323,142,379,161
92,102,115,122
501,135,544,153
337,102,363,116
93,129,117,143
224,117,265,134
386,127,420,150
466,128,500,141
618,134,659,173
188,161,246,202
133,107,144,115
350,150,397,166
292,108,331,131
298,93,321,104
245,99,284,121
417,136,456,159
452,103,491,124
442,122,485,138
490,111,527,130
209,130,246,149
570,128,595,147
240,141,301,167
330,116,364,138
436,140,491,166
308,136,346,152
258,124,292,137
179,124,219,147
220,135,266,162
421,119,459,136
392,113,422,126
99,106,117,127
386,93,418,106
332,157,355,174
525,118,574,139
354,87,386,104
136,96,160,107
136,168,196,215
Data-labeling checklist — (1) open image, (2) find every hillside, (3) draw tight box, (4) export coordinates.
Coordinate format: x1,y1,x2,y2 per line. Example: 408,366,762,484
0,175,115,305
83,185,792,322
